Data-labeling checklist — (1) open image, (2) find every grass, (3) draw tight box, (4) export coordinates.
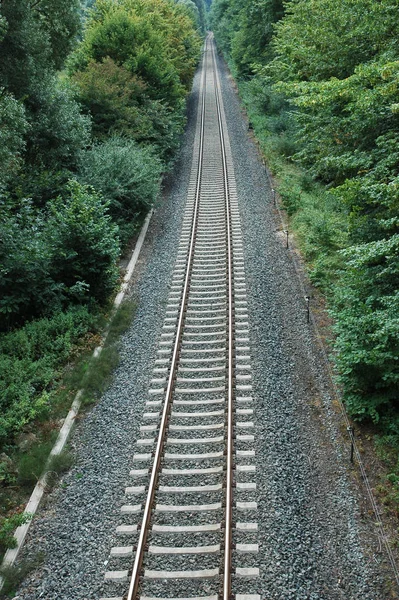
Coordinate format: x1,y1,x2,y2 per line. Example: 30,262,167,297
80,300,136,405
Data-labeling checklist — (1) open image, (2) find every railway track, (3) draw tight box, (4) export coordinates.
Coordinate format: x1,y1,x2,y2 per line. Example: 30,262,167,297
101,34,259,600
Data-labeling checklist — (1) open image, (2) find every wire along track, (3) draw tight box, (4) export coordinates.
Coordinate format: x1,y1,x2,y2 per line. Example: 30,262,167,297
101,33,260,600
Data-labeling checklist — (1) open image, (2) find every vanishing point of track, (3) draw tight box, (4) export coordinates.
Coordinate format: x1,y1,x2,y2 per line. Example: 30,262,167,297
101,34,259,600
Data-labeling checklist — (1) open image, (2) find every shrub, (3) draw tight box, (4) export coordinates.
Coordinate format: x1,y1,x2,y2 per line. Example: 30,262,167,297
78,137,162,243
47,181,120,304
0,182,120,326
26,77,91,171
0,91,28,186
0,201,57,327
332,235,399,422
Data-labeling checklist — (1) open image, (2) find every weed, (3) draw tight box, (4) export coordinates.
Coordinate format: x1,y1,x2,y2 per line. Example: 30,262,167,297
80,345,120,406
278,177,302,215
300,172,315,192
45,450,75,490
0,552,44,598
271,133,298,158
106,300,136,347
81,300,136,404
17,443,54,487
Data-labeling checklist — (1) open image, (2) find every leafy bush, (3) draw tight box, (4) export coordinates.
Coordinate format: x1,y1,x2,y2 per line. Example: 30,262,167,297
26,77,91,171
78,137,162,243
332,236,399,422
0,182,119,326
0,201,57,326
47,181,120,304
70,0,201,104
0,513,32,554
17,442,54,486
270,0,399,82
0,91,28,186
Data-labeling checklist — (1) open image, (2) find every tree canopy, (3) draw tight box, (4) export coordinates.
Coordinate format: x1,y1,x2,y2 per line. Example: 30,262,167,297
211,0,399,424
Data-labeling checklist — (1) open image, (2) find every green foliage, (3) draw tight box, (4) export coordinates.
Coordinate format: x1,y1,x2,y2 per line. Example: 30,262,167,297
26,77,91,171
0,551,44,596
0,92,28,187
29,0,82,70
191,0,207,34
78,137,162,243
17,443,54,486
0,182,120,325
332,236,399,422
176,0,200,32
0,0,90,175
0,0,81,89
73,58,185,160
81,300,137,405
211,0,284,77
70,0,201,105
81,345,120,406
0,513,32,554
274,59,399,187
0,306,98,446
0,201,56,324
47,181,120,304
270,0,399,82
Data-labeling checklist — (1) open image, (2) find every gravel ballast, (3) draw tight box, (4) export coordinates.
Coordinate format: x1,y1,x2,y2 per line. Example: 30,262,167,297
12,47,394,600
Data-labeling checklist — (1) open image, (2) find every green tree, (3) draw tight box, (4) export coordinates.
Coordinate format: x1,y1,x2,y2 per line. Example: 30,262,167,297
270,0,399,82
70,0,201,108
0,0,81,99
211,0,285,77
72,57,185,159
0,201,56,326
0,0,90,174
48,181,120,304
0,92,28,187
332,235,399,422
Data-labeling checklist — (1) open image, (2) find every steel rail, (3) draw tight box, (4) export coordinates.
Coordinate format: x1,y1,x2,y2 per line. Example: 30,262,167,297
126,38,208,600
209,35,234,600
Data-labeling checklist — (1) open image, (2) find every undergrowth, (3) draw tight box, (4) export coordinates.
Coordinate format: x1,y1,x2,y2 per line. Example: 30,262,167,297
0,299,136,564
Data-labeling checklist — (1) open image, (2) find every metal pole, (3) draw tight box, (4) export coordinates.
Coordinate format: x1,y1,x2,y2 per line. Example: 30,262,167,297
347,427,354,463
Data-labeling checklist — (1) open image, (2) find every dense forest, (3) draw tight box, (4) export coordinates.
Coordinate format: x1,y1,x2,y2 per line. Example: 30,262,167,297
211,0,399,436
0,0,203,546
